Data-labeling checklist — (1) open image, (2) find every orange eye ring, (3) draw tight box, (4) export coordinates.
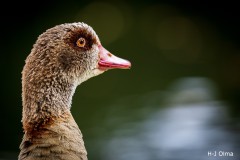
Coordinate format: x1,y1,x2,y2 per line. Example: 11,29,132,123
76,37,86,47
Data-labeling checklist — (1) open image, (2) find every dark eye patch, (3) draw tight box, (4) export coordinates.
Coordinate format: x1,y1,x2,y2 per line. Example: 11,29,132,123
64,28,96,51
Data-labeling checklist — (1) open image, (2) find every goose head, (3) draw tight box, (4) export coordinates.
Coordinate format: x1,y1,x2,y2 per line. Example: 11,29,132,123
27,22,130,85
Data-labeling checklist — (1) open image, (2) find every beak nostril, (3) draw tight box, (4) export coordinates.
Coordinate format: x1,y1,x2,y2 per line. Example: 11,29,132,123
107,53,112,57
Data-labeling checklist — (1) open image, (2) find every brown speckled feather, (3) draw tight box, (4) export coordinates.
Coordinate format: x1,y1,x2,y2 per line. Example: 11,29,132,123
19,22,103,160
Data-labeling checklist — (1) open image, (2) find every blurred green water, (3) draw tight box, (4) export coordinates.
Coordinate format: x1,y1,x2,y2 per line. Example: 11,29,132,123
0,0,239,159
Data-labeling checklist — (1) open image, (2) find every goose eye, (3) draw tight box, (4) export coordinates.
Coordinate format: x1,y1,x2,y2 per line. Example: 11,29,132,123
76,37,86,47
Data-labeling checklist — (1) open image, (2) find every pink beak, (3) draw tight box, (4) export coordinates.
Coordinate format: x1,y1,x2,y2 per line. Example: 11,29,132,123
98,45,131,70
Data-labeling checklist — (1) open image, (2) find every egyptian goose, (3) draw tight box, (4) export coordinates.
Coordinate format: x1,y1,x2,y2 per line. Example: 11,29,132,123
19,22,131,160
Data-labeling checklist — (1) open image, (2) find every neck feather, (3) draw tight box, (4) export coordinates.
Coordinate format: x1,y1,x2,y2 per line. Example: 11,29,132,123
20,68,88,159
21,66,77,132
19,111,87,160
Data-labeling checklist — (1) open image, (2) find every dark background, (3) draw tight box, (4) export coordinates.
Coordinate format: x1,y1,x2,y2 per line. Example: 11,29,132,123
1,0,239,159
